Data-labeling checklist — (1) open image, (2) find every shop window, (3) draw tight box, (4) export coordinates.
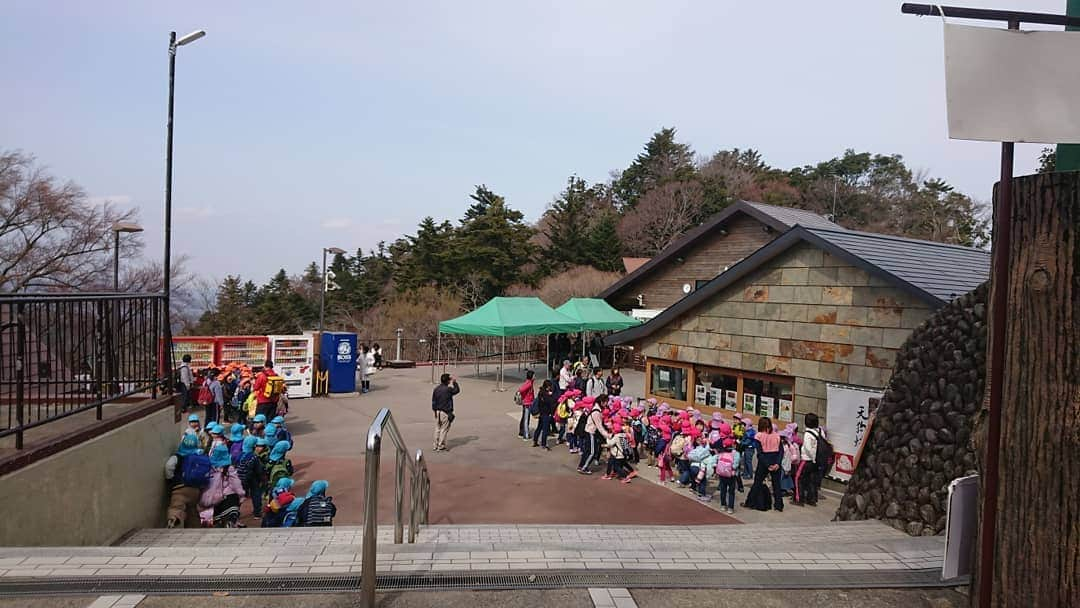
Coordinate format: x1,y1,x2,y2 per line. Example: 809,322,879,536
650,364,687,401
743,377,795,422
694,367,738,411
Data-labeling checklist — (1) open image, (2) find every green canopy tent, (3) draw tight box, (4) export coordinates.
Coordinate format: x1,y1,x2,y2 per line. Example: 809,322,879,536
555,298,642,364
437,297,583,388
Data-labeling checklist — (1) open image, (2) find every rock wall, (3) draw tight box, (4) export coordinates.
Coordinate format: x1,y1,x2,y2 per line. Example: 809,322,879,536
836,282,987,536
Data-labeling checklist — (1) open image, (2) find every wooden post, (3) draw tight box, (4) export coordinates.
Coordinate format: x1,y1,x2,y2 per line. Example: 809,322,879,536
978,171,1079,607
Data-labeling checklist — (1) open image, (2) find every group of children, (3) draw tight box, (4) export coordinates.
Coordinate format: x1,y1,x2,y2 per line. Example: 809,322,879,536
517,378,833,516
165,411,337,529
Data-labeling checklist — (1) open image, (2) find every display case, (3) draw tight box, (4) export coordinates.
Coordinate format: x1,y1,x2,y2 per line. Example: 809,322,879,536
215,336,269,368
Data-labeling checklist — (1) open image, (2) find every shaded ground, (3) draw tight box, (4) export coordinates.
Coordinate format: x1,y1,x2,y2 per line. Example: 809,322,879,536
225,366,733,526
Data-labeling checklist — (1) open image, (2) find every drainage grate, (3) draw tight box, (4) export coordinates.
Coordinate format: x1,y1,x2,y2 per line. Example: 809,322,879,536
0,570,967,596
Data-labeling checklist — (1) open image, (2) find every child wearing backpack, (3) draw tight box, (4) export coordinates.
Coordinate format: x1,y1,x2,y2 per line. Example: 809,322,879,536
291,480,338,527
228,423,246,465
265,440,294,493
236,435,265,517
689,437,717,500
200,444,245,528
714,437,741,514
602,422,637,483
271,415,292,447
261,477,296,528
164,433,206,528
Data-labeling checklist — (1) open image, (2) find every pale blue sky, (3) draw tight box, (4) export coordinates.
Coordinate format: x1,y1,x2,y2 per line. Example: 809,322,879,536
0,1,1062,283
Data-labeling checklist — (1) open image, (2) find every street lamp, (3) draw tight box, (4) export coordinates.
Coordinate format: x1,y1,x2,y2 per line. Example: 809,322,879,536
319,247,346,332
162,29,205,384
111,222,144,291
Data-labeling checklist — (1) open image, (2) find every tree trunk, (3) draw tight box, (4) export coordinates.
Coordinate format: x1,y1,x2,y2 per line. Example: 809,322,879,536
976,171,1080,607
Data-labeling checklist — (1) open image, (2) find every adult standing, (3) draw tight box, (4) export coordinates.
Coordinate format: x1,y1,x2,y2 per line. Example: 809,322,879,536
558,360,573,396
588,334,603,369
253,361,280,422
586,368,606,399
204,368,224,425
177,354,194,412
517,370,536,440
745,417,784,512
605,368,624,397
532,379,556,450
794,413,826,507
358,344,375,394
577,394,611,474
431,373,459,452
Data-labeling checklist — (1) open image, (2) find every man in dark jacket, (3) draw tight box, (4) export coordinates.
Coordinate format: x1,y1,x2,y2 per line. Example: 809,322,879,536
431,373,459,451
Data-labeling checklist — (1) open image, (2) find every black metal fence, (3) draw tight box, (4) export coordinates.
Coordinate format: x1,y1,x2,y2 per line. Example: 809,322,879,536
0,293,169,449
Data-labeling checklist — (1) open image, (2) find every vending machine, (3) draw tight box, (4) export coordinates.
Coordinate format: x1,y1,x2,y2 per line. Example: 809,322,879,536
319,332,357,393
215,336,270,369
268,335,314,399
170,337,216,371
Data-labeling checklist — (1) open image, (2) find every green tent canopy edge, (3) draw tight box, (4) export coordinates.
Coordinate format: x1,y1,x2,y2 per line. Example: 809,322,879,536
437,296,583,337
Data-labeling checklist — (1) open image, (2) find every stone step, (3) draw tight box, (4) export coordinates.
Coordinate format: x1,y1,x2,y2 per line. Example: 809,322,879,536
0,522,946,579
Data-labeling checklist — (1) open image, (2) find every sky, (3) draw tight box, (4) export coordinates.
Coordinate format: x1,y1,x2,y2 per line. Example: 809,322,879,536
0,1,1065,284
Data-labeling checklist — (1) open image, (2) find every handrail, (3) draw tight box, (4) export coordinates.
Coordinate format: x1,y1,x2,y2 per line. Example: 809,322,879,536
361,408,430,608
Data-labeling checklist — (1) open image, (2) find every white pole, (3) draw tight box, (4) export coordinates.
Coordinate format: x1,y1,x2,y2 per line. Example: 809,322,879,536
545,335,550,382
500,335,505,391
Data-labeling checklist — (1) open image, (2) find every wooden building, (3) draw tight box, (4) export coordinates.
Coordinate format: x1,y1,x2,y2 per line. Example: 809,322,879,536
600,200,841,314
604,225,990,427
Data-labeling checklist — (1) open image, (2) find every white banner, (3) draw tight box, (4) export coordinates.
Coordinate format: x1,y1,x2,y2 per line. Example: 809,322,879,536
825,384,883,482
945,24,1080,143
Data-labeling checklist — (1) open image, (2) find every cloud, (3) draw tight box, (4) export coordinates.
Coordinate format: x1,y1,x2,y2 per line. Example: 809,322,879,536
321,218,353,229
88,194,132,207
177,206,214,219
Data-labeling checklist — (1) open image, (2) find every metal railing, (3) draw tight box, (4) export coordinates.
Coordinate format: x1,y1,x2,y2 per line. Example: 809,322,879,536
361,407,430,608
0,293,169,449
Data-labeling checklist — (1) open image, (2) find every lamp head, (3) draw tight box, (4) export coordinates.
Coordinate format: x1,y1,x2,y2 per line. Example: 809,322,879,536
176,30,206,46
325,247,346,255
112,222,144,234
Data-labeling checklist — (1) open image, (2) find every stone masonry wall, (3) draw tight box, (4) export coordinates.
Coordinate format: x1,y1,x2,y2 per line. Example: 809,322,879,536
639,243,935,422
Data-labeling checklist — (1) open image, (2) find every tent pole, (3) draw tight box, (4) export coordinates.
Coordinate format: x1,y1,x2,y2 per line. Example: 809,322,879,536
545,336,550,382
500,335,505,391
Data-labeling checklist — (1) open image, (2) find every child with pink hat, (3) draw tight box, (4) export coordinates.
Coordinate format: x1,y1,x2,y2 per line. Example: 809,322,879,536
602,422,637,483
715,437,742,514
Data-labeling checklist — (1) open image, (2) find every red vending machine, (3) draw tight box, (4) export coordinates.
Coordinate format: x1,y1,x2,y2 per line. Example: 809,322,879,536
215,336,270,369
170,336,217,371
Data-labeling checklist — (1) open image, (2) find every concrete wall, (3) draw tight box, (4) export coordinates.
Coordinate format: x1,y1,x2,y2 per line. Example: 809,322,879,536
0,406,178,546
609,213,774,310
640,243,935,422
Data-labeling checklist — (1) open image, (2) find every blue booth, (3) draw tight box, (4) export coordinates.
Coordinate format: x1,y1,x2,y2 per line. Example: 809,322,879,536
320,332,357,393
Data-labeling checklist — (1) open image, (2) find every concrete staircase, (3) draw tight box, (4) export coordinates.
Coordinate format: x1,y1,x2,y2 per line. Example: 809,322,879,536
0,521,946,583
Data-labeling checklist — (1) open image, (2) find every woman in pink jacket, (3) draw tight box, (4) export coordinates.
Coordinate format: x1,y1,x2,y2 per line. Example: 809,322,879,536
517,370,535,440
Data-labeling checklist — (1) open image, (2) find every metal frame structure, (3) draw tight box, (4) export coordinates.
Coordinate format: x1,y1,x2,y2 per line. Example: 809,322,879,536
360,408,430,608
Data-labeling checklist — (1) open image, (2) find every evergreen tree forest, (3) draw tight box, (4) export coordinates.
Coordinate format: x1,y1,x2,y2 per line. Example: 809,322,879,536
189,128,990,339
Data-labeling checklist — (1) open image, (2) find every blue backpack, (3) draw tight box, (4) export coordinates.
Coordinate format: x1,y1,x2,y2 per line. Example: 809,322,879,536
181,453,212,488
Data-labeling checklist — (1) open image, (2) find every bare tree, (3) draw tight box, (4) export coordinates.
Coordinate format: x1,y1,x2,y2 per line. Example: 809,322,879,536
0,150,140,292
617,181,704,256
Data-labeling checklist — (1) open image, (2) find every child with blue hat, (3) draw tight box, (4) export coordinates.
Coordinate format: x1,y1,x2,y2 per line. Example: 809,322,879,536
228,423,246,465
200,444,245,528
251,413,267,438
266,440,294,493
270,415,292,447
164,434,204,528
264,423,279,449
290,480,337,527
237,435,264,517
261,477,295,528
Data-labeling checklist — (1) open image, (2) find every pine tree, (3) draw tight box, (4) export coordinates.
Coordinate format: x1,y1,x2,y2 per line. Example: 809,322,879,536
542,176,594,270
454,186,533,299
613,127,697,210
585,211,623,272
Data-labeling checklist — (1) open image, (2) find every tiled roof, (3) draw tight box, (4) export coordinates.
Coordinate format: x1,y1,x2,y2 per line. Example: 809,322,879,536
744,201,843,231
804,227,991,303
599,200,839,300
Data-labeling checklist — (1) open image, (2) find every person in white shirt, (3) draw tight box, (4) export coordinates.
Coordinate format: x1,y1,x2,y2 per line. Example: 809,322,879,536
794,413,826,506
558,360,573,392
586,368,606,398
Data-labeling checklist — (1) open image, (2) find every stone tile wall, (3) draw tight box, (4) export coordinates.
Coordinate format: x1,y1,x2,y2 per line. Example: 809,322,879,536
640,244,935,421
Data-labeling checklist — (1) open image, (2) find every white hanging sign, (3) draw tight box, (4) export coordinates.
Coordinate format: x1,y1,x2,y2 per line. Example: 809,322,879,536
945,24,1080,143
825,384,883,482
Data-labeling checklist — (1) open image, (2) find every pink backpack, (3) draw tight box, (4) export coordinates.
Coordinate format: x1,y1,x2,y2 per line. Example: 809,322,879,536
715,452,735,478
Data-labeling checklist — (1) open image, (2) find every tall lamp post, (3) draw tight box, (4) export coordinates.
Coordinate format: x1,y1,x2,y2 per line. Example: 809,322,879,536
319,247,346,332
111,222,143,291
162,29,205,389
